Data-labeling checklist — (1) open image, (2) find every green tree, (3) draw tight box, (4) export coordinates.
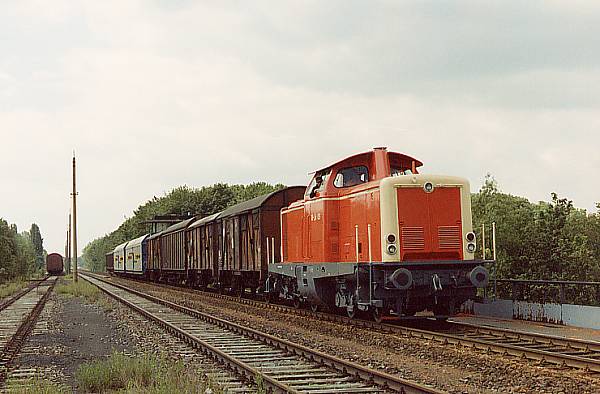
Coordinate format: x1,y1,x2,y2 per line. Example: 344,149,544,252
0,219,40,282
29,223,44,269
82,182,287,272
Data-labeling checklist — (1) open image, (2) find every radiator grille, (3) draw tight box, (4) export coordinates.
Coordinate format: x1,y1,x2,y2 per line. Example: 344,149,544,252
438,226,461,249
401,226,425,250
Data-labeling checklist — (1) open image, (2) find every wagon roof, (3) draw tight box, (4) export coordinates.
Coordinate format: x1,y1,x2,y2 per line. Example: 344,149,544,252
112,241,129,253
162,217,196,235
217,186,305,219
126,234,149,248
189,212,221,229
147,230,164,241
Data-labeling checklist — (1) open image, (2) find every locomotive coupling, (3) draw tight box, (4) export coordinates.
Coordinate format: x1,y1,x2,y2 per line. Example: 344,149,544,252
469,266,489,288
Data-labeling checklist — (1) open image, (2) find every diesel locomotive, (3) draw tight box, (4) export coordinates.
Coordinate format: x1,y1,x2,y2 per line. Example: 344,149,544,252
107,148,489,321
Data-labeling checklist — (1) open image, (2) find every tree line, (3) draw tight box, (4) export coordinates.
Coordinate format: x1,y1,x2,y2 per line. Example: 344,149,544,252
0,221,45,283
83,177,600,288
472,176,600,304
82,182,284,272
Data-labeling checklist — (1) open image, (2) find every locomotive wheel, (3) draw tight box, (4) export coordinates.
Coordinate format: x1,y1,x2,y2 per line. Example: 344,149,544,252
371,307,383,324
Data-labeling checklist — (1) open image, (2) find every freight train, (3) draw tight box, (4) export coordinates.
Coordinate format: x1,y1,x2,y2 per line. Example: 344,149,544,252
107,148,490,321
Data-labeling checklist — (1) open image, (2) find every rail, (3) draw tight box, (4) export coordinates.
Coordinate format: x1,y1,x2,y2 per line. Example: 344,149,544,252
91,272,600,375
81,272,440,394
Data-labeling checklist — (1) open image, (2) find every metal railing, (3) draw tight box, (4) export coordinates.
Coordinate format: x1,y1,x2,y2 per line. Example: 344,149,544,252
494,279,600,306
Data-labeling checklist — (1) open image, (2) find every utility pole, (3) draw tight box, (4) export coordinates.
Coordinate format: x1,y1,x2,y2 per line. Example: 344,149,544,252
72,154,78,282
66,213,71,275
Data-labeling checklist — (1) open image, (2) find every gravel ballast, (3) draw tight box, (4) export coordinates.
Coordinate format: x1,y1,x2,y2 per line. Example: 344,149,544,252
112,277,600,394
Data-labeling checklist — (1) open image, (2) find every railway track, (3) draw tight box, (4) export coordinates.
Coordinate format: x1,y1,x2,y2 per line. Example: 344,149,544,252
95,272,600,375
81,273,439,394
0,276,57,385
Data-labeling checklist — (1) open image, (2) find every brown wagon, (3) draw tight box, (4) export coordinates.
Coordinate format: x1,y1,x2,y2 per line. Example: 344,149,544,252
46,253,64,275
160,218,196,283
216,186,305,293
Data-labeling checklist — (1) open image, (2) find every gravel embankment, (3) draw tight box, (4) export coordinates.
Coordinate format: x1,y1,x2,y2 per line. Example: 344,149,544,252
7,278,247,392
113,277,600,394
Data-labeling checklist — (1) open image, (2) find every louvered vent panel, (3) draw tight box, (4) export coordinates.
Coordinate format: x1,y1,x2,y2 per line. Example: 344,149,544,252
401,226,425,250
438,226,461,249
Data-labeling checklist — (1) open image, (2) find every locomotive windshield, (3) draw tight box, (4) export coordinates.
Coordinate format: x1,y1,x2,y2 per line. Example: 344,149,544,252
391,166,413,176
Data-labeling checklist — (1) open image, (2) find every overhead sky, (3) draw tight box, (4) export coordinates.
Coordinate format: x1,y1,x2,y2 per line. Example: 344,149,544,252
1,1,598,254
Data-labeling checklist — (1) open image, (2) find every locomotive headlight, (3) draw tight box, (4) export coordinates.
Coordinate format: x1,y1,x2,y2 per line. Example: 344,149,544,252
387,234,396,244
423,182,434,193
466,232,476,242
467,243,476,253
387,244,397,255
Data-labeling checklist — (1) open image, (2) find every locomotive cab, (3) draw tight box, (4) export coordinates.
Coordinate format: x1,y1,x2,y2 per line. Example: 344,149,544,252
271,147,489,321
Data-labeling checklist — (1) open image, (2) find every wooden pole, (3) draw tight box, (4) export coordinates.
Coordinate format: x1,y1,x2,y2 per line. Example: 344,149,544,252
66,214,71,275
72,154,78,282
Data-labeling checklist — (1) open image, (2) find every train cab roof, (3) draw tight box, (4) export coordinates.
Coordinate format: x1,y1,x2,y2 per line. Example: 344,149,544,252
313,147,422,178
304,148,423,199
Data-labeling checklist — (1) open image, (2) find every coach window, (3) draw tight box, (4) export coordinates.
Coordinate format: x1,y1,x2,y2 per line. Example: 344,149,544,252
334,166,369,188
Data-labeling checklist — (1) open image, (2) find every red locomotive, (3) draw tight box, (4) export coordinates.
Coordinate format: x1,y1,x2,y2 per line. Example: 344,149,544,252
111,147,489,321
267,147,489,321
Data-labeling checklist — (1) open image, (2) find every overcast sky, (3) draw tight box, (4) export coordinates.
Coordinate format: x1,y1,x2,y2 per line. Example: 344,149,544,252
1,1,598,254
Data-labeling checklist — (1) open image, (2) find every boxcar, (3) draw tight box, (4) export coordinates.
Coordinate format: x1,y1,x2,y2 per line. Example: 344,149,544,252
147,230,163,282
187,212,221,288
125,234,149,275
106,251,114,274
160,217,196,283
112,241,128,273
217,186,305,293
46,253,64,275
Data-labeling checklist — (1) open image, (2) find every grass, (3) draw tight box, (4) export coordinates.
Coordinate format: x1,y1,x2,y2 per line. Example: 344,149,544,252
7,378,69,394
0,279,26,299
76,352,224,393
55,279,101,303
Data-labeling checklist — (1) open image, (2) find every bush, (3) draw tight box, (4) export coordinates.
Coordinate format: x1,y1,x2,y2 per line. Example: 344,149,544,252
0,279,25,299
76,353,222,393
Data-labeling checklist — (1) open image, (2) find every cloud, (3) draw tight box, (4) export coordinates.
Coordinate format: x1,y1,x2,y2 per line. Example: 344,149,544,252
0,1,598,253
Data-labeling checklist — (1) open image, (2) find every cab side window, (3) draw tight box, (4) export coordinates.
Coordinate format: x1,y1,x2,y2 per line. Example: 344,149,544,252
334,166,369,188
305,170,331,198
